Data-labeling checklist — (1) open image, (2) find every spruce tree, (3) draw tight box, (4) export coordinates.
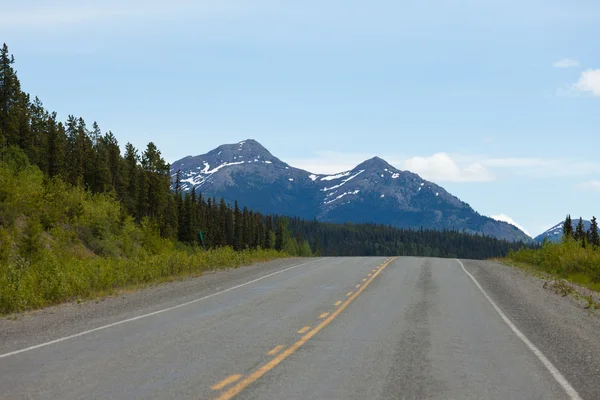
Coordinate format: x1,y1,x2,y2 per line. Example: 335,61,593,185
0,43,21,149
590,216,599,247
123,143,139,218
575,217,585,243
562,215,573,240
233,201,242,250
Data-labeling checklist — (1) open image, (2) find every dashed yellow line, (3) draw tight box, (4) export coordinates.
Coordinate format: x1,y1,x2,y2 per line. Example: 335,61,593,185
361,278,367,282
297,326,311,334
368,273,372,277
319,312,330,319
334,300,342,306
211,374,243,391
346,291,353,297
213,257,397,400
267,345,285,356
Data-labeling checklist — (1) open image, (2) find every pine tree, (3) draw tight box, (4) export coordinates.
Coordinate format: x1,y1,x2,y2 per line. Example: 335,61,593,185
590,216,599,247
141,142,169,222
47,114,66,178
29,96,48,170
233,201,242,250
562,215,573,240
123,143,139,217
0,43,21,149
574,217,585,243
103,131,122,194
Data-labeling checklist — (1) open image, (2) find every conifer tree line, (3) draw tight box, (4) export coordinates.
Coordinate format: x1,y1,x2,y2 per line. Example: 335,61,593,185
562,215,600,248
287,217,530,259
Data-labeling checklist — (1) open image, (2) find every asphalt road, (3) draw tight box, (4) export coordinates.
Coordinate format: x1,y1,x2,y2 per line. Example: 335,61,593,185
1,257,597,399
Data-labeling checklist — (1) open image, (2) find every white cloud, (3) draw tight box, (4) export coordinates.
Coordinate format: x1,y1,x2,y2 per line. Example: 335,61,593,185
403,153,495,182
286,151,377,174
575,180,600,191
481,157,551,168
491,214,531,237
552,58,580,68
571,69,600,96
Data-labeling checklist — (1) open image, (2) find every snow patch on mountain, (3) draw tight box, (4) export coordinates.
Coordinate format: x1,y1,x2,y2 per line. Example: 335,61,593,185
324,189,360,205
321,170,364,192
491,214,531,237
321,171,351,181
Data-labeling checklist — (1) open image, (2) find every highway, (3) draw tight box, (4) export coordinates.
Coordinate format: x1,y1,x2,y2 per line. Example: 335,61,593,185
1,257,598,399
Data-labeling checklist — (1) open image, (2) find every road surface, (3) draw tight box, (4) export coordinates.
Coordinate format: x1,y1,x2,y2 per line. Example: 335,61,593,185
1,257,599,399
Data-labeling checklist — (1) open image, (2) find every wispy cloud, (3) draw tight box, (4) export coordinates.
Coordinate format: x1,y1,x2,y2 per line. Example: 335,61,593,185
287,151,600,182
491,214,531,237
553,58,580,68
575,180,600,191
403,153,495,183
571,69,600,96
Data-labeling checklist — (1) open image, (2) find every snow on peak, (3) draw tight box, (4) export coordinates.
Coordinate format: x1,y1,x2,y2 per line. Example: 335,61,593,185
491,214,531,237
309,174,318,181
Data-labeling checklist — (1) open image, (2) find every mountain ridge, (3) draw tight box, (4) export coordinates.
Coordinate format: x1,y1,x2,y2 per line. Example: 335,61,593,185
171,139,531,242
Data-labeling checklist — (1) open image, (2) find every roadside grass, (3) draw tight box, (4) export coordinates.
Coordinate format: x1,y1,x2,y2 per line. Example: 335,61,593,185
0,247,286,315
0,150,289,315
499,240,600,311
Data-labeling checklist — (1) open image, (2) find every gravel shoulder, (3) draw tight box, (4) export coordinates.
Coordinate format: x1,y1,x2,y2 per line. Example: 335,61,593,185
463,259,600,400
0,257,312,355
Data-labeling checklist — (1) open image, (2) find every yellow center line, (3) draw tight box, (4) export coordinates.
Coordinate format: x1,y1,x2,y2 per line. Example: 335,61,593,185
355,284,361,288
361,278,367,282
267,345,285,356
318,312,329,319
334,300,342,306
297,326,311,334
346,291,353,296
214,257,397,400
367,273,372,276
211,374,243,391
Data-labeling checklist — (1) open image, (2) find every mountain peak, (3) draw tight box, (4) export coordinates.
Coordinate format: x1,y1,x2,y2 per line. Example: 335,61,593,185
355,156,396,171
205,139,277,161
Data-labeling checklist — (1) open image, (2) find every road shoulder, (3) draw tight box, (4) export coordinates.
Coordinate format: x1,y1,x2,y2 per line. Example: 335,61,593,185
462,259,600,400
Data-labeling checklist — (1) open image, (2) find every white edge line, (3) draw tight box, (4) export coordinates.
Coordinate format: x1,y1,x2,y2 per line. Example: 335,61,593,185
456,259,582,400
0,258,324,359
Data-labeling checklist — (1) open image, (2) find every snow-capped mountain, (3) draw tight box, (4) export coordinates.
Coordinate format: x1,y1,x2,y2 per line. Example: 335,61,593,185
535,219,593,243
171,139,530,242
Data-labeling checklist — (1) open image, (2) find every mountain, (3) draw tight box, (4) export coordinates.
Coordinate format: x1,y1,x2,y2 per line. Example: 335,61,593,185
171,139,531,242
535,219,593,242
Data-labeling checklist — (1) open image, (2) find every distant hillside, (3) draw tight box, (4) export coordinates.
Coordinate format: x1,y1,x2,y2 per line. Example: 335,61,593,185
535,219,593,243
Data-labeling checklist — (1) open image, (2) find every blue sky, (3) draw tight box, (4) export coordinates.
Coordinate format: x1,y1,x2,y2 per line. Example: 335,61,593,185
2,0,599,236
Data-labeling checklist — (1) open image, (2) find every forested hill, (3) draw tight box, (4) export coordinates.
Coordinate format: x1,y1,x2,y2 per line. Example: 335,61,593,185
287,218,530,259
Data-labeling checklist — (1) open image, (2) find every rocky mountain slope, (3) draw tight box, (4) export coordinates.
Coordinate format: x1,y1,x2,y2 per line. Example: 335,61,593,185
172,139,530,242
